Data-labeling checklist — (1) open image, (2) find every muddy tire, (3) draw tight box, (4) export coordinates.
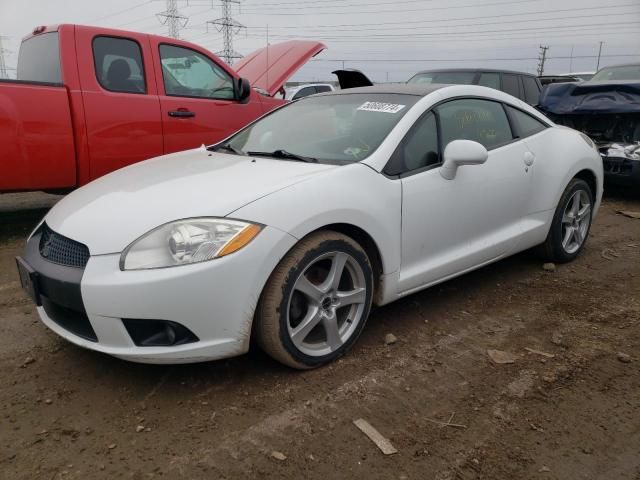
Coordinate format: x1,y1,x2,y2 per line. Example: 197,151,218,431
255,231,374,369
536,178,594,263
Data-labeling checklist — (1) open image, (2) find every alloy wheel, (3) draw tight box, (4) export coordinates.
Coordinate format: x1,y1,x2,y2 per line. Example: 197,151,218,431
561,189,592,254
286,251,367,357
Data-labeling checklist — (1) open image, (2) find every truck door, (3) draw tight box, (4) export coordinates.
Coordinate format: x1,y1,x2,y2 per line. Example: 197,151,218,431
75,27,163,183
151,42,263,153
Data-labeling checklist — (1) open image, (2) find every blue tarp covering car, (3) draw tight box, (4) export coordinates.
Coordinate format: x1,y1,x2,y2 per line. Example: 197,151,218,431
538,81,640,115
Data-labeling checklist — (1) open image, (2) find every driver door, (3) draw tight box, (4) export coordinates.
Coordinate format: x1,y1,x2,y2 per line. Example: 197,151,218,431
397,98,533,293
152,42,263,153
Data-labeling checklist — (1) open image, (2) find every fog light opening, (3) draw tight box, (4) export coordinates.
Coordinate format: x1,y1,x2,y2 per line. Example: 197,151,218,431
123,319,199,347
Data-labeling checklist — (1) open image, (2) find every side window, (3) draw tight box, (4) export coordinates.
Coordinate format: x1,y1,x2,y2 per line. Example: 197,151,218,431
315,85,332,93
501,74,520,99
159,44,234,100
477,72,500,90
386,112,439,175
436,98,514,150
522,76,541,105
292,86,316,100
505,105,547,138
93,36,146,94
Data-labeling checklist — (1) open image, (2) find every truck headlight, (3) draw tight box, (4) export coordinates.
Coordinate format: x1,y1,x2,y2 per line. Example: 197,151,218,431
120,218,262,270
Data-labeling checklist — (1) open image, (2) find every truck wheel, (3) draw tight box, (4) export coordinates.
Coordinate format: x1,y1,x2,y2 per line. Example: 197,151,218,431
255,231,373,369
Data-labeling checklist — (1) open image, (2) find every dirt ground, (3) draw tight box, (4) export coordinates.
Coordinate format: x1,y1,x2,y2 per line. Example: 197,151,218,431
0,190,638,480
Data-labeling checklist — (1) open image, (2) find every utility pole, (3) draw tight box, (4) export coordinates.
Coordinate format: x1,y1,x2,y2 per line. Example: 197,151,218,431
537,45,549,76
0,35,9,79
569,45,574,72
596,41,604,71
157,0,188,39
207,0,245,65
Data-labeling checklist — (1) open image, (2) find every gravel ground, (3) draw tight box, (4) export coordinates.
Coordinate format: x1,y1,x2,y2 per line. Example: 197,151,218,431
0,190,639,480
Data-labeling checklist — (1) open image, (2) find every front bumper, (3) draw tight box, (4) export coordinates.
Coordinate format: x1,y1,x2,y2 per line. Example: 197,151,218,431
21,225,297,364
602,155,640,187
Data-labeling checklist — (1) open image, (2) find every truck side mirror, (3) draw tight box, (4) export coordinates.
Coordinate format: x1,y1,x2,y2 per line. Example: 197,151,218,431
236,77,251,104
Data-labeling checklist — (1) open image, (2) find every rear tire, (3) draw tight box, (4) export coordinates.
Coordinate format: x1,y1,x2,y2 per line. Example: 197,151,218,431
255,231,373,369
536,178,593,263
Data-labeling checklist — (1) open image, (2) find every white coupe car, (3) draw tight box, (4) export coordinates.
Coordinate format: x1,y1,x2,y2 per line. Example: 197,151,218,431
16,84,602,369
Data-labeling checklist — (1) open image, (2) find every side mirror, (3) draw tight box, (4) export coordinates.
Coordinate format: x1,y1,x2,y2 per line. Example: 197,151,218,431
440,140,488,180
236,77,251,104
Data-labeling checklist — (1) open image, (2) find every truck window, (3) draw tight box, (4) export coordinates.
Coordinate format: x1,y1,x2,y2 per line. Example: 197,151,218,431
159,44,235,100
93,36,146,94
17,32,62,84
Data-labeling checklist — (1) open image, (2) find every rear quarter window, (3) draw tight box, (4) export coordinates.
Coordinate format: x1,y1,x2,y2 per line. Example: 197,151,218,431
17,32,62,83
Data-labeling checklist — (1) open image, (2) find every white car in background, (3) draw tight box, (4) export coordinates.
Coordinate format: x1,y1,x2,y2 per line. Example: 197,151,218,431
284,83,335,100
17,84,602,369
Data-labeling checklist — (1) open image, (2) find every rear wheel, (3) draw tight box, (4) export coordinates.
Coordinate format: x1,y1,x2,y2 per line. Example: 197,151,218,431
255,231,373,369
536,178,593,263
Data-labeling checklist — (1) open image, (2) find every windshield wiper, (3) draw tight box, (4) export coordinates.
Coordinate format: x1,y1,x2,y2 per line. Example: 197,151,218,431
247,149,318,163
211,143,246,156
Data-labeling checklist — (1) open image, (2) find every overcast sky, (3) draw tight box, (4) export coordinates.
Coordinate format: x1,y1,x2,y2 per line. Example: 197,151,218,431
1,0,639,82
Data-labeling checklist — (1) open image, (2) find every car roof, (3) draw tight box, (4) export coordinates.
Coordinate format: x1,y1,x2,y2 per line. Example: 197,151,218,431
326,84,448,97
596,63,640,70
411,68,536,77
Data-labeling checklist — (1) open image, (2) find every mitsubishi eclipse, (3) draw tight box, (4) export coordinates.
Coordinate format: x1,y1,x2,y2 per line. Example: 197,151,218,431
16,84,602,369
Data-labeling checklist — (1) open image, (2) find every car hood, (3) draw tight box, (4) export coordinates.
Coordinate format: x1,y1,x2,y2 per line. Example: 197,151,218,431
45,147,336,255
234,40,326,97
539,80,640,114
332,69,374,89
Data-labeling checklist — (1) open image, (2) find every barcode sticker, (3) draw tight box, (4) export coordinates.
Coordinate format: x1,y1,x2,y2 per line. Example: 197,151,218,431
357,102,406,114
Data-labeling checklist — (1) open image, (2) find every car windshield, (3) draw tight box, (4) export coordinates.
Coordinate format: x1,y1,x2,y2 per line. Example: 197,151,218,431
223,93,419,164
591,65,640,82
408,71,476,85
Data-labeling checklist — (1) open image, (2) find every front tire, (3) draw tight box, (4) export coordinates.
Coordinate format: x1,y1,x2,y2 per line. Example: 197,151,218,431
255,231,374,369
536,178,594,263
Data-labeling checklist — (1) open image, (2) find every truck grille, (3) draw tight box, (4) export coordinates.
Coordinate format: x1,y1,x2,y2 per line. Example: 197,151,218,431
39,224,90,268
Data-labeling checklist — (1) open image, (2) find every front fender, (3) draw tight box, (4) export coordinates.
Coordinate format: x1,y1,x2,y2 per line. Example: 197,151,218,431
230,163,402,275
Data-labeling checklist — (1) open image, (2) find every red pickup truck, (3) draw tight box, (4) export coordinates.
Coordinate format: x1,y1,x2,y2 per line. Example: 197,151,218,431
0,24,325,193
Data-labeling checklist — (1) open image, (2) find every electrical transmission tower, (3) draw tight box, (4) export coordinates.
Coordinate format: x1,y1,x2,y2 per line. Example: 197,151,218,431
0,35,9,79
207,0,245,65
537,45,549,76
157,0,188,39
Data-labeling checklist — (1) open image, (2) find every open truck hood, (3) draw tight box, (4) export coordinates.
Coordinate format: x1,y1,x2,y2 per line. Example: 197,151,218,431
539,80,640,115
234,40,326,97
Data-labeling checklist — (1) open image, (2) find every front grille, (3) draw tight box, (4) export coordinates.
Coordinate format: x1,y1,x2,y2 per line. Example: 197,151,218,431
39,224,90,268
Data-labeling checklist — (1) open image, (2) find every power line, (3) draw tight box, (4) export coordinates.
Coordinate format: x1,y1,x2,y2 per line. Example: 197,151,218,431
253,20,640,40
88,1,154,23
244,4,640,32
309,53,640,63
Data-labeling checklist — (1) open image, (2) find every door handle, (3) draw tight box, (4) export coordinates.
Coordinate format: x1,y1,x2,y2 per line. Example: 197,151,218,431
168,109,195,118
523,151,535,166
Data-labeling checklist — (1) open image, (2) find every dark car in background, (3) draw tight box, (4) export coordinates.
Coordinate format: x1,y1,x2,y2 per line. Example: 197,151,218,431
538,63,640,187
539,75,581,86
407,68,542,106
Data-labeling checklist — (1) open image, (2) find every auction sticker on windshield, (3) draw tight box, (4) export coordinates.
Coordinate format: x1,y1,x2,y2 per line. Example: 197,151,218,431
357,102,406,114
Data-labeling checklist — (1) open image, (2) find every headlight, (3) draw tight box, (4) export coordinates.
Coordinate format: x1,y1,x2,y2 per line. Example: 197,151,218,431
120,218,263,271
